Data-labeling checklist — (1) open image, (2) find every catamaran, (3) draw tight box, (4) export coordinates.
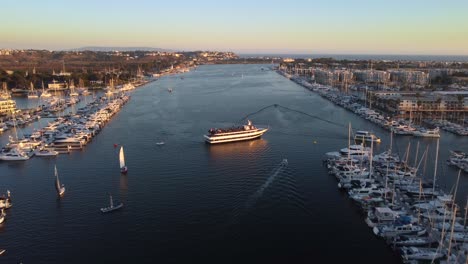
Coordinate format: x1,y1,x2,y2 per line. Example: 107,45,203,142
55,165,66,197
119,146,128,173
100,194,123,213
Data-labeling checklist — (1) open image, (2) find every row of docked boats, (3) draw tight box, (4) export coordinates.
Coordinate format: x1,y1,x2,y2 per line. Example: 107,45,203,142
0,113,41,133
0,93,130,161
317,90,442,138
0,95,82,134
283,74,460,139
324,139,468,263
425,119,468,136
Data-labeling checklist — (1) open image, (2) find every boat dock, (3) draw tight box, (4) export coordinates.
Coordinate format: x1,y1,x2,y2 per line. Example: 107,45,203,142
277,70,468,137
324,145,468,263
0,81,153,161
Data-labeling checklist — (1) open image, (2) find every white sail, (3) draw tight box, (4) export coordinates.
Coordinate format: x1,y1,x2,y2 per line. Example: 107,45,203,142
55,165,65,196
55,165,61,193
119,146,125,169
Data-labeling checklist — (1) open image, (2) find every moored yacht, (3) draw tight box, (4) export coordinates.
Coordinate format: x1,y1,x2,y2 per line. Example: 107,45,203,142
339,144,371,158
0,148,30,161
34,147,59,157
204,120,268,144
413,127,440,138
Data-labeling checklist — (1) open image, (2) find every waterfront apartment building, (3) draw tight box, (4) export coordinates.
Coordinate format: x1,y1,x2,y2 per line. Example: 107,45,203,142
388,70,429,86
312,69,353,86
353,70,390,84
372,91,468,121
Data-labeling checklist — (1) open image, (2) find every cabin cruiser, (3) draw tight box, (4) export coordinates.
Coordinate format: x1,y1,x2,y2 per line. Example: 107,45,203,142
413,127,440,138
372,150,400,164
391,124,416,135
400,246,445,261
393,235,436,247
34,147,59,157
373,223,426,238
339,144,371,158
0,148,30,161
204,120,268,144
354,130,381,143
421,207,462,222
365,207,398,227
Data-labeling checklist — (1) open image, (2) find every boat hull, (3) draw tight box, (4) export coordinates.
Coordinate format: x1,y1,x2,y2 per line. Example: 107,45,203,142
101,203,123,213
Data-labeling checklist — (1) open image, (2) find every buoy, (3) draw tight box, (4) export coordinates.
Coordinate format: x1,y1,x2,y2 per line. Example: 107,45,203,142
113,143,118,148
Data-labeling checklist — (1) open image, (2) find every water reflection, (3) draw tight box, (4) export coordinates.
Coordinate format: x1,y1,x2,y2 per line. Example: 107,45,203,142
207,138,269,160
119,173,128,194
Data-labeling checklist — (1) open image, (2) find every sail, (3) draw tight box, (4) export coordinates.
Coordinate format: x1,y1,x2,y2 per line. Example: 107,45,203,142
54,165,61,194
119,146,125,169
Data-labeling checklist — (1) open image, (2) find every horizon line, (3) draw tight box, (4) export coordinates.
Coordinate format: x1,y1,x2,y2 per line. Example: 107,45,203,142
2,46,468,57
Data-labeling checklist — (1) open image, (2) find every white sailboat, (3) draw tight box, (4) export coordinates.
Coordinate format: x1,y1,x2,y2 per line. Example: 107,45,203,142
69,82,79,97
55,165,65,197
27,82,39,98
100,194,123,213
40,81,52,98
119,146,128,173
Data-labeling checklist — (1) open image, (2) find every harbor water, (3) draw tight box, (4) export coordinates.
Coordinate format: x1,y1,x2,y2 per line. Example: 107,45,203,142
0,64,467,263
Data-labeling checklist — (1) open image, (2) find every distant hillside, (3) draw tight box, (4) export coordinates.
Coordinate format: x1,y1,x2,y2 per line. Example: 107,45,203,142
70,46,175,52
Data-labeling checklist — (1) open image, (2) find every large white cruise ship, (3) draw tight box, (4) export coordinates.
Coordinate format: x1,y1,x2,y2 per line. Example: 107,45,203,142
204,120,268,144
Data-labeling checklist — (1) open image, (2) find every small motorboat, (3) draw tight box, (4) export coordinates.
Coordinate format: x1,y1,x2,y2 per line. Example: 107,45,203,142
101,194,123,213
0,249,5,256
156,142,165,146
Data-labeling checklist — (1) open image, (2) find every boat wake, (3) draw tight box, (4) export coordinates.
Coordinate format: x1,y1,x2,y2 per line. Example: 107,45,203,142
245,159,288,209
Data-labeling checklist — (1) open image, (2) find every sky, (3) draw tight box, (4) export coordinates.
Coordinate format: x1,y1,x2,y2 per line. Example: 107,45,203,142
1,0,468,55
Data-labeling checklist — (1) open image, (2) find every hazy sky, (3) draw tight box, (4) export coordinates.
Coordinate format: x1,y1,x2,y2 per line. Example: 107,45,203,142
1,0,467,54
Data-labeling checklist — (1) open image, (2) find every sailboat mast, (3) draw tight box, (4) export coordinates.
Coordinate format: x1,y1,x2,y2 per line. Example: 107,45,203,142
432,138,440,193
347,123,351,161
464,196,467,228
389,130,393,153
369,137,373,179
413,141,420,168
384,160,389,200
447,206,458,261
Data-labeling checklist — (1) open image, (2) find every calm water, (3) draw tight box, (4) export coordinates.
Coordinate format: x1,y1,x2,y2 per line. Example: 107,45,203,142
0,64,467,263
